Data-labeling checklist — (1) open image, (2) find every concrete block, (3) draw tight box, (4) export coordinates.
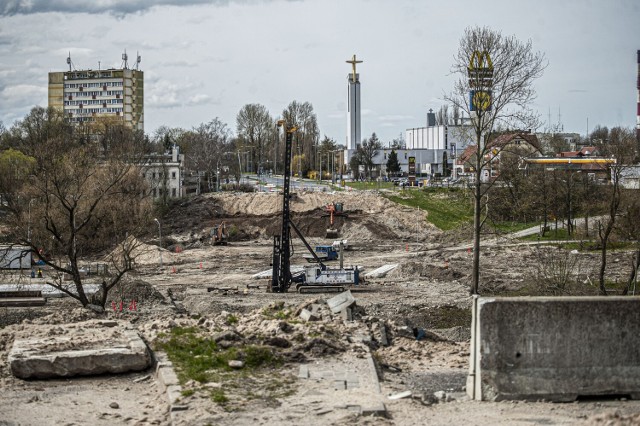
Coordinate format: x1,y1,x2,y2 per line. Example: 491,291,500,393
361,402,387,417
388,391,412,400
157,366,180,389
166,385,182,404
367,354,381,394
340,307,352,322
468,296,640,402
379,323,389,346
334,380,346,390
170,404,189,412
9,327,151,379
298,365,309,379
299,308,319,322
327,290,355,314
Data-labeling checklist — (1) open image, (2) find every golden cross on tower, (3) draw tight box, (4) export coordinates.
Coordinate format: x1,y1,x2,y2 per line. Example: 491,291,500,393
346,54,363,83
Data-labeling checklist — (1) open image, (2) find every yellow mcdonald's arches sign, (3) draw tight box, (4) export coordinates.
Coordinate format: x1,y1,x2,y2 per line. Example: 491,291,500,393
468,50,493,71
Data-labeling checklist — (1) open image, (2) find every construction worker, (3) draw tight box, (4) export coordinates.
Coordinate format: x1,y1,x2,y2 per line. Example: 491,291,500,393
37,268,43,278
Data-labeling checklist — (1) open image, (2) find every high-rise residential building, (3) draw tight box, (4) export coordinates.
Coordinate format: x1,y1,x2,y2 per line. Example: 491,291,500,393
48,55,143,131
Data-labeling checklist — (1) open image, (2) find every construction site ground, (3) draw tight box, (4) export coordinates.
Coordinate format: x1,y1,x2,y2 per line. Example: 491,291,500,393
1,191,639,425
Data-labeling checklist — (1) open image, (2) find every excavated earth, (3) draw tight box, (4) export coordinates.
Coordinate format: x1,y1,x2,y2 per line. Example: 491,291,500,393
1,190,639,425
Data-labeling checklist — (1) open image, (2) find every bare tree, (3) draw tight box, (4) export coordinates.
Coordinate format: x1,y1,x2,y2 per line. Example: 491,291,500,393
444,26,546,294
1,109,153,310
617,193,640,294
594,127,637,295
236,104,274,175
357,133,382,180
282,101,319,177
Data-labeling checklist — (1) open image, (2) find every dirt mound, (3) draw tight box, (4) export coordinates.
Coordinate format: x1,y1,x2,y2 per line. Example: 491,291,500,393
161,191,442,243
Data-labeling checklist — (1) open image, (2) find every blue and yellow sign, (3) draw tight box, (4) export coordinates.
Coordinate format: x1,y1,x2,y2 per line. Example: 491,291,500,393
469,90,492,111
468,50,493,110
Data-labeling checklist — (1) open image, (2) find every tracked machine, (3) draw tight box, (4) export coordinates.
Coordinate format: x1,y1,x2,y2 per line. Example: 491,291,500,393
324,202,345,238
270,121,360,294
211,222,228,245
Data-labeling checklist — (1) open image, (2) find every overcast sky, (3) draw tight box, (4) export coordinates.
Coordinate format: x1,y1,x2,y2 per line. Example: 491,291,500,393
1,0,638,144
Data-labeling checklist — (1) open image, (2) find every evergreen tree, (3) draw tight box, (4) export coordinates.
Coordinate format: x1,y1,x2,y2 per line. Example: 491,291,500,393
386,149,401,176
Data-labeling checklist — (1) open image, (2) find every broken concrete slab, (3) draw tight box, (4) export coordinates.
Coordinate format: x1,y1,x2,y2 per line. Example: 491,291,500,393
363,264,398,279
339,307,352,321
361,402,387,417
298,365,309,379
166,385,182,404
388,390,412,400
299,308,319,322
326,290,355,314
9,320,151,379
378,323,389,346
157,365,179,389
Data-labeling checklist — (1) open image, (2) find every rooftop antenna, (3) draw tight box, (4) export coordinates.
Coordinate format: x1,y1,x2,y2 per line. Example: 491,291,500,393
66,52,74,71
135,51,141,70
557,107,562,132
121,50,129,69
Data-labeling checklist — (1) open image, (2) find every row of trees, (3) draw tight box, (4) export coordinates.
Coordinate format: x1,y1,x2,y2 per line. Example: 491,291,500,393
487,125,640,295
152,101,336,183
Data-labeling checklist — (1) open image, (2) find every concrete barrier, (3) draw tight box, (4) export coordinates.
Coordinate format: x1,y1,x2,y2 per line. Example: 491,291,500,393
467,296,640,402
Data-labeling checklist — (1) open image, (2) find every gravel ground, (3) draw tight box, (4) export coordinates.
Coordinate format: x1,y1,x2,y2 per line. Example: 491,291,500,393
1,192,639,425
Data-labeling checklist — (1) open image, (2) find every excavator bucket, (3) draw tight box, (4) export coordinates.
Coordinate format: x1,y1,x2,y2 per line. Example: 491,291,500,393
326,228,339,239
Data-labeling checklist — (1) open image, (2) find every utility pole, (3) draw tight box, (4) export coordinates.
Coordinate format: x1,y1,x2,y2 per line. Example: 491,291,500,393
153,218,163,267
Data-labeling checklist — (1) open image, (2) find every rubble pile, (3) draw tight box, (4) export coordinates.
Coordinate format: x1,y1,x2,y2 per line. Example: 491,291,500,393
140,293,467,391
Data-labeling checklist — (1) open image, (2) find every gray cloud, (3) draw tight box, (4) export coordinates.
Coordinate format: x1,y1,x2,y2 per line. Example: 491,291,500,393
1,0,231,17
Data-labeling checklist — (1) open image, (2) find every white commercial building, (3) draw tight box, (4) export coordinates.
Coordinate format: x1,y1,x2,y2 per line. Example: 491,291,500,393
404,111,473,177
141,146,184,199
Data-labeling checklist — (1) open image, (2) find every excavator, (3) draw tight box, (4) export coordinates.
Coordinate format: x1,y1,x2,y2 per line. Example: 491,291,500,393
270,121,360,293
211,222,228,245
324,202,345,238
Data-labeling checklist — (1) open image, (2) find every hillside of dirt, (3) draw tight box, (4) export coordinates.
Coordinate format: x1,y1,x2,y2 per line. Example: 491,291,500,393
161,191,441,245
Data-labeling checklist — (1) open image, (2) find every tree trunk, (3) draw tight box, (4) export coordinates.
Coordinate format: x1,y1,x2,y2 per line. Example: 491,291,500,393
471,155,482,295
598,221,614,295
622,248,640,295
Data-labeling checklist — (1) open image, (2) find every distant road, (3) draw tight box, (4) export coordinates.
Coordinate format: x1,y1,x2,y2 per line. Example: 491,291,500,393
247,174,340,192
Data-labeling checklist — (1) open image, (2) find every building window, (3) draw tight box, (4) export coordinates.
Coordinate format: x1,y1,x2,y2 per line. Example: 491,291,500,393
172,188,177,197
171,172,176,179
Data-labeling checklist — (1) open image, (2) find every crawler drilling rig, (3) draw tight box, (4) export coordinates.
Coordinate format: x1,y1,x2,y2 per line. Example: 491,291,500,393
270,121,359,293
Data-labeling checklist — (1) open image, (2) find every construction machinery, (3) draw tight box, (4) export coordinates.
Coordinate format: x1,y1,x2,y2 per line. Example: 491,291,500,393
302,245,339,263
211,222,228,245
324,202,345,238
271,121,360,293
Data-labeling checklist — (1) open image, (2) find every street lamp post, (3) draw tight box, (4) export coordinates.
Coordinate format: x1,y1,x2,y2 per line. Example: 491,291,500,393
27,199,34,242
153,218,163,267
